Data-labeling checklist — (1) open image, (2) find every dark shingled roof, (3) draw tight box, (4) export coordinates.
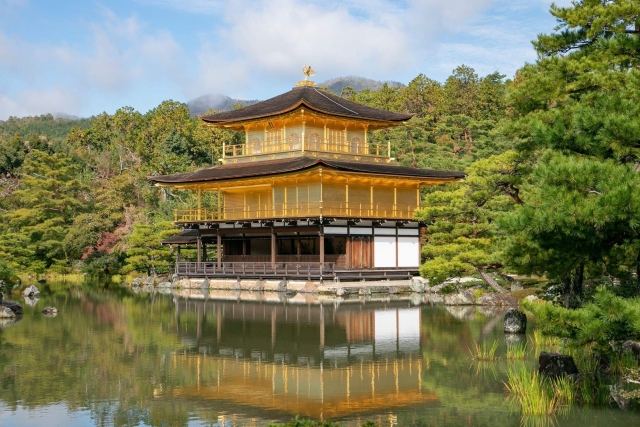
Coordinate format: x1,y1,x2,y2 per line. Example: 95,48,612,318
161,229,198,245
201,86,412,124
149,157,465,184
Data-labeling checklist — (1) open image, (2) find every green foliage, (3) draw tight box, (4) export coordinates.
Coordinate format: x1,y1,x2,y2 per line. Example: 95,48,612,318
524,287,640,355
123,221,178,276
469,340,500,361
502,0,640,306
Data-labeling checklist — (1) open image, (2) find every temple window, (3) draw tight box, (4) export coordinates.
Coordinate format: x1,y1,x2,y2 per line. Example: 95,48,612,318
251,138,261,154
289,133,300,150
309,133,321,150
351,137,361,154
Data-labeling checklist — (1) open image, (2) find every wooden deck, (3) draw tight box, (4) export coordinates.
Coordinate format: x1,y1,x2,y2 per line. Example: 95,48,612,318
175,261,417,281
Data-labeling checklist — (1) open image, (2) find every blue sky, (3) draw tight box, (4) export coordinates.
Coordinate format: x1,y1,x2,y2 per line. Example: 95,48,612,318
0,0,572,120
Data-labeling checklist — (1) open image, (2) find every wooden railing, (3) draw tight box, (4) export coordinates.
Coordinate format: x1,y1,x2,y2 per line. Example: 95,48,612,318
223,138,390,158
176,261,335,277
174,202,418,222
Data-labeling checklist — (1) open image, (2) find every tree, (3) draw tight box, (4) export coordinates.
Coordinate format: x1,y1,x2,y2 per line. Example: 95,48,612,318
2,150,88,272
123,221,178,276
502,0,640,306
417,151,528,288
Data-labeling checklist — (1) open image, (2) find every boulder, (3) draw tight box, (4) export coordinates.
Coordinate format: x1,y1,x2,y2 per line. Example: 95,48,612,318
155,276,169,285
0,306,15,318
524,295,539,303
335,287,347,297
622,340,640,357
359,287,371,296
277,280,287,293
504,308,527,333
2,300,23,316
201,279,210,289
42,307,58,317
444,290,476,306
388,286,399,295
410,277,426,293
426,282,449,294
302,281,318,293
477,293,518,306
22,285,40,298
538,352,579,378
251,280,265,292
156,282,172,289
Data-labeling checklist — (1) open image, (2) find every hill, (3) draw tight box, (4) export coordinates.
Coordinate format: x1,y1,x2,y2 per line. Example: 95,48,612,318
187,94,259,117
319,76,405,94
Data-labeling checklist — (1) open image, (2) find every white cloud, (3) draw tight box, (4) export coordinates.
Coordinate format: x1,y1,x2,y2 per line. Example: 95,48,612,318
184,0,497,97
0,86,80,119
0,7,184,119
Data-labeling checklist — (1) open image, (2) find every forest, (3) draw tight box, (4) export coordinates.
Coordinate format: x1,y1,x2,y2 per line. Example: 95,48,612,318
1,0,640,310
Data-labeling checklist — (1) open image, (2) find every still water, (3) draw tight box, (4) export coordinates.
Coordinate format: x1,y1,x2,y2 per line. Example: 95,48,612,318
0,284,638,427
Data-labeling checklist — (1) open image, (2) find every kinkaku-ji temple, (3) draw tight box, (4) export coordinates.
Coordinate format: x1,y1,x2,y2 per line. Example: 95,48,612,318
150,69,464,282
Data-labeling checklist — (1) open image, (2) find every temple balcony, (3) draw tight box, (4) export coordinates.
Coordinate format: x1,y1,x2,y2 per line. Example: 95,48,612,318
173,202,419,223
222,137,391,164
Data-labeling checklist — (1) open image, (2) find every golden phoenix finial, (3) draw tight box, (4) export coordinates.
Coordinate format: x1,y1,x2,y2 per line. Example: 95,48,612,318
302,65,316,80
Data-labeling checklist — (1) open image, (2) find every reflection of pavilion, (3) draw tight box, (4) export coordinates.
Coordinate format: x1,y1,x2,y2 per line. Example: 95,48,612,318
162,298,435,419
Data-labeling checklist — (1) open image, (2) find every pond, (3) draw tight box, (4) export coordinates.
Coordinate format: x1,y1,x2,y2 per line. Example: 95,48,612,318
0,284,638,426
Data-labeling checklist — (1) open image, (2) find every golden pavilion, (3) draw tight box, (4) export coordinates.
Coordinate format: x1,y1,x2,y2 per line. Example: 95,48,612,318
150,70,464,281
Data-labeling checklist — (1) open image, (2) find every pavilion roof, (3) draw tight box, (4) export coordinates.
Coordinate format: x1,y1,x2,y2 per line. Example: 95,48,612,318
200,86,412,124
148,157,465,185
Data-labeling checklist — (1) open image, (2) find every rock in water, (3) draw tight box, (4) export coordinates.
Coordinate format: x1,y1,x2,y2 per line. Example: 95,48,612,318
477,293,518,306
42,307,58,317
444,290,476,306
504,308,527,333
538,352,579,377
0,306,15,318
2,300,23,316
22,285,40,298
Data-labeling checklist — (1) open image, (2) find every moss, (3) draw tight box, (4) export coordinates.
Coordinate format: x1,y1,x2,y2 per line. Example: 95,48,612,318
509,287,541,300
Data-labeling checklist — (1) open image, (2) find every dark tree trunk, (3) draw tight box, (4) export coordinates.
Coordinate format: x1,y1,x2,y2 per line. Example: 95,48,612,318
636,249,640,297
562,261,584,309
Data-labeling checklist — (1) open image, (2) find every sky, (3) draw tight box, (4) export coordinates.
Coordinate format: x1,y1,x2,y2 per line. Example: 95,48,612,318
0,0,573,120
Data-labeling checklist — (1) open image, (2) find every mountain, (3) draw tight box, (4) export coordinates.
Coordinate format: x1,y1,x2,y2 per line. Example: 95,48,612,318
319,76,405,95
52,112,82,120
187,94,259,117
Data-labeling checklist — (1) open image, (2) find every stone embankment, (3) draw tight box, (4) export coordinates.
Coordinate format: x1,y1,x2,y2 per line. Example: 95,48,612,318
126,275,523,306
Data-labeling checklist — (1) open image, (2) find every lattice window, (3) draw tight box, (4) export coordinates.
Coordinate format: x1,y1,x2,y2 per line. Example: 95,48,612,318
328,129,344,152
308,133,321,150
251,138,261,154
265,128,279,152
351,137,361,154
289,133,300,150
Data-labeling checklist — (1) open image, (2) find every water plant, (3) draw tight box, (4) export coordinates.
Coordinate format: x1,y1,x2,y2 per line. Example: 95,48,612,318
610,351,639,375
505,366,559,416
507,342,527,360
469,340,500,361
530,329,560,348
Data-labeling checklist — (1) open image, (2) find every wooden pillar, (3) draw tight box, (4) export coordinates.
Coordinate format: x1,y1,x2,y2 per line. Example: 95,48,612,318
197,236,202,266
271,228,276,268
396,229,399,268
176,245,181,263
319,231,325,266
346,233,351,269
242,236,247,256
320,304,325,351
216,230,222,269
202,242,207,263
296,233,301,261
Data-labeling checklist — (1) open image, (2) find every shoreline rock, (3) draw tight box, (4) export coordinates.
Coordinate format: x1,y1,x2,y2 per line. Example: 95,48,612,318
538,352,579,378
504,308,527,333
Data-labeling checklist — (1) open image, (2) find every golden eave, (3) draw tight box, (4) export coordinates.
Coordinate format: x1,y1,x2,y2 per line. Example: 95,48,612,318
202,104,407,132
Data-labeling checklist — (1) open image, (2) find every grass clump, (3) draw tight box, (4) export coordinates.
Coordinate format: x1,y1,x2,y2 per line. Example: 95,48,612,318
469,340,500,361
507,342,527,360
530,329,560,348
505,367,559,416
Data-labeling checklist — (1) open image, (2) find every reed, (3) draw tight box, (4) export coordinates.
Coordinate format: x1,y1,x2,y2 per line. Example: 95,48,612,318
469,340,500,361
610,351,639,375
505,367,559,416
507,342,527,360
530,329,560,348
